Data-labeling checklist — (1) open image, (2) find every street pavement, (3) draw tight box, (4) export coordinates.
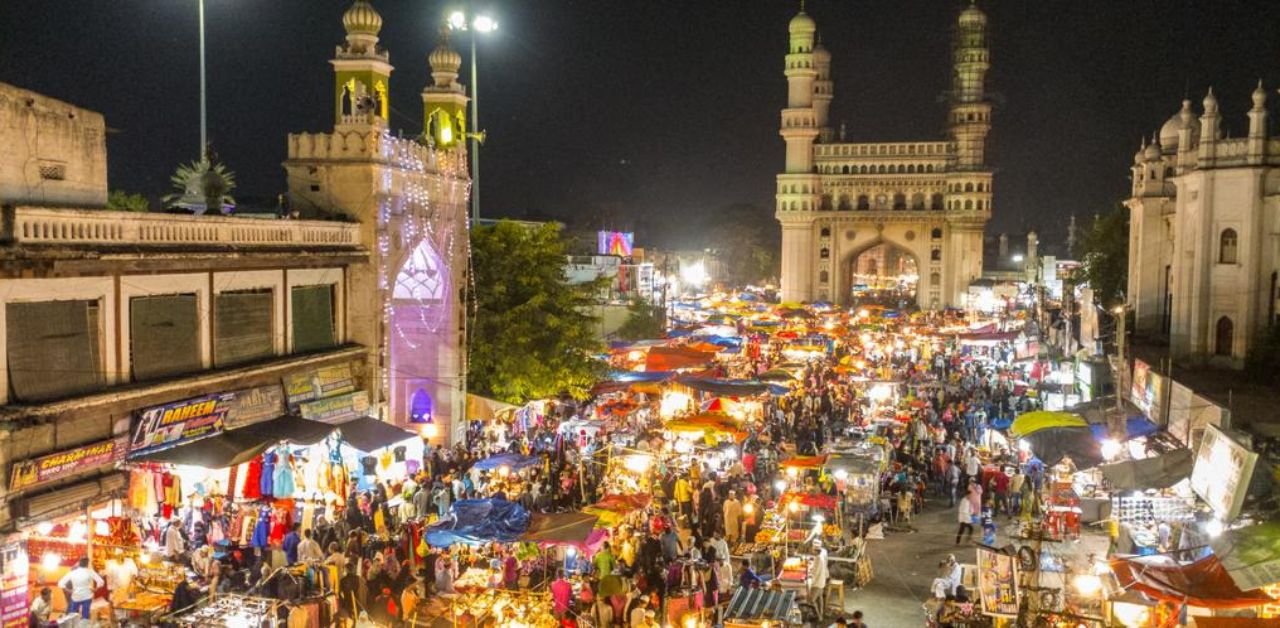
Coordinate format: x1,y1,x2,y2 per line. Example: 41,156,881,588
833,499,1109,626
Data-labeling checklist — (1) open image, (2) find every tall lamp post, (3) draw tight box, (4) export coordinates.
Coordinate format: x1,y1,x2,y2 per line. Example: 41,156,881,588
448,10,497,225
198,0,208,158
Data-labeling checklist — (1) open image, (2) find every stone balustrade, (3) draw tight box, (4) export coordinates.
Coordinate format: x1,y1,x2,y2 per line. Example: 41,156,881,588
3,206,362,248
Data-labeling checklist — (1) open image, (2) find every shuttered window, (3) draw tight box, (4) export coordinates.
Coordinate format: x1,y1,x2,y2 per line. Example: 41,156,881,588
214,289,274,367
130,294,201,381
6,300,103,402
291,285,336,353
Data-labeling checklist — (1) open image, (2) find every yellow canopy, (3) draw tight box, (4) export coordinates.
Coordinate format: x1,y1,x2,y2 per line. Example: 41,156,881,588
466,394,519,421
1010,411,1088,438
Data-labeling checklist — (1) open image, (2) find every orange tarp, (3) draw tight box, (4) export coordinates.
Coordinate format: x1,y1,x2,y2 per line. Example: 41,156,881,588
1110,554,1274,609
781,454,829,469
645,345,718,371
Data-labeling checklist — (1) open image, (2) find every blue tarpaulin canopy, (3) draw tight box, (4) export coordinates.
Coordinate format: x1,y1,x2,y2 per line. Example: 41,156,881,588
425,499,531,546
1089,416,1159,442
471,453,543,472
676,376,772,396
605,370,675,383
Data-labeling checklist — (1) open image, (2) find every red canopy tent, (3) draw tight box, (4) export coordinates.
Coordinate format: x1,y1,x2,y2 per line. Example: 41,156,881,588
1110,554,1275,609
780,454,829,469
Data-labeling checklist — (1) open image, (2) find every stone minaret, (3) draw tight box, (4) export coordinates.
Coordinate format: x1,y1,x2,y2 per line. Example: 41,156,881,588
776,7,822,302
332,0,392,129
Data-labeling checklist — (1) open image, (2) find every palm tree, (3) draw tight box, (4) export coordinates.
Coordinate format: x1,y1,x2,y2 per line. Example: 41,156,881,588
164,157,236,215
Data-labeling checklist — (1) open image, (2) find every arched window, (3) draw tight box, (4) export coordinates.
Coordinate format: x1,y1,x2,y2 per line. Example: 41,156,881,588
907,164,916,173
819,270,830,284
820,248,830,259
1219,229,1238,264
912,193,925,210
838,195,852,211
878,165,887,174
842,165,851,174
856,195,870,210
893,193,907,210
820,194,833,211
410,389,434,424
964,183,975,192
820,227,831,237
930,227,943,240
964,200,973,210
931,249,942,262
860,165,869,174
1215,316,1234,356
926,164,934,173
931,194,944,210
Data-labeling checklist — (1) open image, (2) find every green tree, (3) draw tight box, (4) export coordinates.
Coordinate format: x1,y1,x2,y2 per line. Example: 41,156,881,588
164,157,236,214
468,221,606,403
1076,207,1130,309
107,190,150,212
615,299,666,341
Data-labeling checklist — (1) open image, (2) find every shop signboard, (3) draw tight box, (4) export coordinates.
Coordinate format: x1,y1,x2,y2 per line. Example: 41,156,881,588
221,384,286,430
130,394,228,455
8,436,128,493
976,546,1019,617
283,364,357,409
299,390,370,424
1189,424,1258,521
1130,359,1166,424
0,535,27,628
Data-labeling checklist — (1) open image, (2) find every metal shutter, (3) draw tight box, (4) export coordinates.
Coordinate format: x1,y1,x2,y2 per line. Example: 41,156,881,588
214,290,274,367
291,285,336,353
5,300,102,401
130,294,200,381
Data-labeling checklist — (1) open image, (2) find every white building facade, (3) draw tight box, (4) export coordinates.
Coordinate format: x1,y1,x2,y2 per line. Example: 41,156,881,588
776,4,993,308
1126,85,1280,368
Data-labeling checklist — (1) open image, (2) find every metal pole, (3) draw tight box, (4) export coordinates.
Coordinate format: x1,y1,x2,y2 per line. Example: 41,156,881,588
469,34,480,223
1115,307,1126,414
198,0,207,159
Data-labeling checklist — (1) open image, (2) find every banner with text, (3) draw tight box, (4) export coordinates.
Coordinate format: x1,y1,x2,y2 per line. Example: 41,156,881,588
284,364,357,409
299,390,370,424
8,436,127,493
130,394,228,455
0,535,28,628
1189,424,1258,521
977,547,1020,618
221,384,286,429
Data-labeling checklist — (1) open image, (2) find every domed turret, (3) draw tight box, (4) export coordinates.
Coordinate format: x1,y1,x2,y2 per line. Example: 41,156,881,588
1158,100,1200,150
1144,137,1162,162
343,0,383,37
789,11,816,34
429,30,463,87
1203,87,1219,114
1134,139,1146,165
958,3,987,28
813,41,831,64
1252,80,1267,110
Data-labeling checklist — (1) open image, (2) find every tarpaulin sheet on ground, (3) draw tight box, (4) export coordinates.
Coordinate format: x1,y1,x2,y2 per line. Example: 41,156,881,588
130,414,334,468
335,416,418,452
521,512,600,544
780,454,828,469
1088,416,1159,442
1022,426,1104,469
675,376,773,396
1109,554,1274,609
471,453,543,472
645,345,719,371
1009,411,1088,437
1098,448,1193,490
425,498,531,546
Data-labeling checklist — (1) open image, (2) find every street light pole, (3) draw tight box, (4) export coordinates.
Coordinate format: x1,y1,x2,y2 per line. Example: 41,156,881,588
198,0,207,159
469,34,480,224
1114,305,1126,414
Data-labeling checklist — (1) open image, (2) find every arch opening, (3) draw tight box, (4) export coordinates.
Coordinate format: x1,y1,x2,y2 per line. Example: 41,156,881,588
846,241,919,309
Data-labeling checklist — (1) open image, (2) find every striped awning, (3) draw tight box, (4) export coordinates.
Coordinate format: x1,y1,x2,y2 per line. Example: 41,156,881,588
725,587,797,622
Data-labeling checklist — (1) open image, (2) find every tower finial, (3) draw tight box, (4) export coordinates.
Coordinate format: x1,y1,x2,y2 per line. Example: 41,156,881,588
800,0,806,12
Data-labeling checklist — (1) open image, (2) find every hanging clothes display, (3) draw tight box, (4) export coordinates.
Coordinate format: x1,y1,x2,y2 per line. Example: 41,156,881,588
261,452,276,498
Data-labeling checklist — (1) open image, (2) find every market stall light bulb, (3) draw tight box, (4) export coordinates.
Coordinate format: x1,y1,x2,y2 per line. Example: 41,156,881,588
35,522,53,536
1100,439,1122,461
68,521,87,542
788,501,800,513
743,503,754,515
833,469,848,481
41,552,60,572
1072,573,1102,596
774,480,787,493
1205,518,1224,538
1018,439,1032,453
786,466,799,478
138,552,151,565
566,546,577,557
684,615,698,628
1112,603,1150,627
498,466,510,477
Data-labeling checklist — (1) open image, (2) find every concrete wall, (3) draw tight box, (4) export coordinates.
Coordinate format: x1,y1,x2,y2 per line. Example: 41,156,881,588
0,82,107,207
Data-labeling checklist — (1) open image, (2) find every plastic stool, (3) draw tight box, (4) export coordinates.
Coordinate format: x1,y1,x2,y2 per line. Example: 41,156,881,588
825,579,846,613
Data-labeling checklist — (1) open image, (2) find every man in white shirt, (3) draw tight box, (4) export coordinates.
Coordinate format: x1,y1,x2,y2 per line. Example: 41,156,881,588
58,558,104,619
297,528,324,564
163,519,186,560
810,541,830,617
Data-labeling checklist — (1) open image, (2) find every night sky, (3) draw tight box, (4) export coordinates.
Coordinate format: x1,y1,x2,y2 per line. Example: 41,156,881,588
4,1,1280,248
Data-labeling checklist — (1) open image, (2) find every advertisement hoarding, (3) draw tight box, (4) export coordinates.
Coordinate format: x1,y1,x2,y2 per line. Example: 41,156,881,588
8,436,128,493
284,364,357,409
1189,425,1258,521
